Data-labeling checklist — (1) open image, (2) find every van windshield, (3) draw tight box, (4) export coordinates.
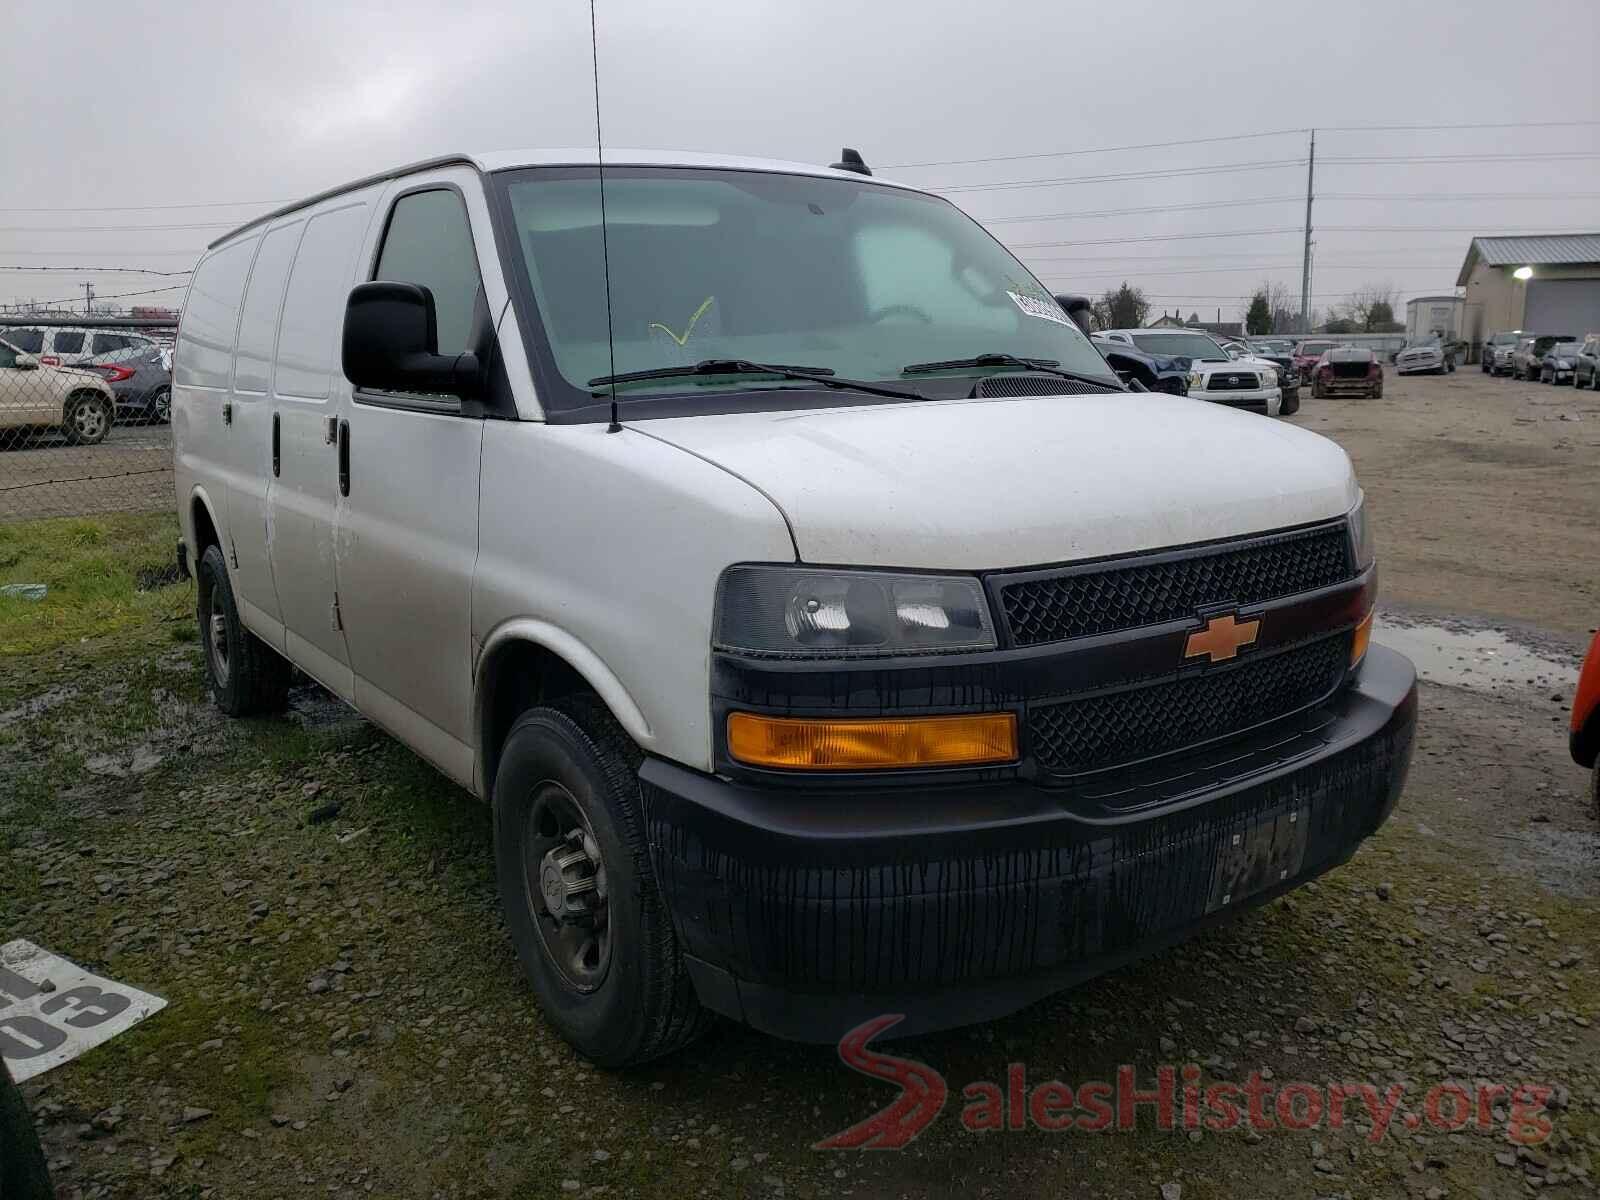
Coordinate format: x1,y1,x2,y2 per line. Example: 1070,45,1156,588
492,166,1119,414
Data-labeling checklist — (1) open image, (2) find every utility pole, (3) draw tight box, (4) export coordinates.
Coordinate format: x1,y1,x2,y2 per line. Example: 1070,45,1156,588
1299,129,1315,334
83,282,94,315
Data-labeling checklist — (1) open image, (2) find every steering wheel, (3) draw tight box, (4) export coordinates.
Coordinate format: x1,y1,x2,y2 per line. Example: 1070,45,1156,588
868,304,933,325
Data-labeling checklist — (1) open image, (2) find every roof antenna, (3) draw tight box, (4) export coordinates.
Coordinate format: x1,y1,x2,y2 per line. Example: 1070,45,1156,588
589,0,621,433
830,148,872,176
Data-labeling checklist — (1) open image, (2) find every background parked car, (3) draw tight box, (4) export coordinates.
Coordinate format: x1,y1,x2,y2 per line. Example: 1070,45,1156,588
0,326,160,368
1539,340,1585,385
1572,628,1600,822
1513,334,1573,381
85,344,173,422
1088,334,1190,395
1311,347,1383,399
1293,338,1342,381
1099,329,1287,415
1224,338,1300,407
1574,335,1600,390
0,337,118,445
1483,330,1524,374
1395,337,1453,376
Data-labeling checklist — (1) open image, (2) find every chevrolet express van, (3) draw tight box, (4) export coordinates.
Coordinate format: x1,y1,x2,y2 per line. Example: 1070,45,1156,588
173,149,1417,1067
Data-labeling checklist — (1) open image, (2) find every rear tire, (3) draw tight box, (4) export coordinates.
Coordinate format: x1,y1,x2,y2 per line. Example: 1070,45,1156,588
62,391,111,446
196,544,290,716
492,699,710,1067
149,385,171,424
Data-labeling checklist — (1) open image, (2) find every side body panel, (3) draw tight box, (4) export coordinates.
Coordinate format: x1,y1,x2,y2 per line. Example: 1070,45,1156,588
174,235,259,552
266,195,382,700
336,168,497,788
473,423,794,783
224,219,303,637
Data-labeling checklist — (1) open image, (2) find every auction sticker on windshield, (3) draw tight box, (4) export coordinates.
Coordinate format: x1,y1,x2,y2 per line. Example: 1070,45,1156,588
1006,290,1073,327
0,939,167,1082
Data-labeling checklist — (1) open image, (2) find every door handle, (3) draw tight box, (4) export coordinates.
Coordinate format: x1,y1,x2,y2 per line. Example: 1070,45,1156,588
271,412,281,477
222,401,233,426
337,419,350,497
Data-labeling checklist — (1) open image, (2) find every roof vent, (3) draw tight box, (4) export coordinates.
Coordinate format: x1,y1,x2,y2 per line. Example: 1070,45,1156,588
830,148,872,176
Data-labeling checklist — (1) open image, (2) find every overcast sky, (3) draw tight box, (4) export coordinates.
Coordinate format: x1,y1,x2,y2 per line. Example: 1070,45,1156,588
2,0,1597,318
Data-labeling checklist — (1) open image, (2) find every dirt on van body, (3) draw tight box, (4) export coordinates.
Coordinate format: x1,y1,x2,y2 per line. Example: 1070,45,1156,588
1,368,1598,1200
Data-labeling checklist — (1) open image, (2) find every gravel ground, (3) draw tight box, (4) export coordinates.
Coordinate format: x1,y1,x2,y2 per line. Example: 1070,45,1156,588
1,368,1598,1199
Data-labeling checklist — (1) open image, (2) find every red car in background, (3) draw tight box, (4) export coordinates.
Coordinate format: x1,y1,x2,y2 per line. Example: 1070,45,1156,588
1572,629,1600,818
1293,339,1340,380
1310,347,1384,399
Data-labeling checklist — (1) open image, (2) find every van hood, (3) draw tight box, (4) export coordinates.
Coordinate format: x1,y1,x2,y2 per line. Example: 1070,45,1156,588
640,393,1358,570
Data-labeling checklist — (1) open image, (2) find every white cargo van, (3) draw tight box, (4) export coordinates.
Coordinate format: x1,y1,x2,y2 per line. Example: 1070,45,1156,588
173,149,1417,1067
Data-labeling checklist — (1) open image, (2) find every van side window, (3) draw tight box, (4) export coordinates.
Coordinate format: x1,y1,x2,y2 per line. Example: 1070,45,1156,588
374,189,481,357
274,203,370,400
176,237,257,390
234,222,302,394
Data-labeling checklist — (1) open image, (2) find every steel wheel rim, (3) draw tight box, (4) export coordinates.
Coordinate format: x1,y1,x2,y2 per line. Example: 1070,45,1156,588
74,401,106,440
522,780,611,992
206,604,230,685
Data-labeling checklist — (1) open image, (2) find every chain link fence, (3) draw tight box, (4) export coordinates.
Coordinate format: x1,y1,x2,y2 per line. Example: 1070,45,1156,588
1,316,176,521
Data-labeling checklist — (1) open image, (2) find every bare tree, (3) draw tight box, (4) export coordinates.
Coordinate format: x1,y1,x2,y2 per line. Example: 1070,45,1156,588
1338,282,1401,332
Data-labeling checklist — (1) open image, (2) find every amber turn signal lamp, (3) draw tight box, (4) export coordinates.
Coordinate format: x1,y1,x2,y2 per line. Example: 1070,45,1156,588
1351,608,1374,667
727,712,1018,770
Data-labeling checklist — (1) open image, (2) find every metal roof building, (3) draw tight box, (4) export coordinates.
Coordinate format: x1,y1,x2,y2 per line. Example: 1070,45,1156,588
1456,234,1600,349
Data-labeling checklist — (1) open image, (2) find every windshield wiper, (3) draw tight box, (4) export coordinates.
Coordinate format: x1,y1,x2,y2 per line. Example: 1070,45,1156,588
588,358,926,401
900,352,1119,390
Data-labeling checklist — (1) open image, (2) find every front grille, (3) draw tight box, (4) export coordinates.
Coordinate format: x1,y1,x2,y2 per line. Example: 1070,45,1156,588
1204,372,1259,391
998,522,1354,647
1029,635,1350,776
975,375,1121,398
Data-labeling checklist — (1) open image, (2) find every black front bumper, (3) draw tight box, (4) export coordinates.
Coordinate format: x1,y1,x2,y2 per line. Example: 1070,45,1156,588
641,646,1416,1043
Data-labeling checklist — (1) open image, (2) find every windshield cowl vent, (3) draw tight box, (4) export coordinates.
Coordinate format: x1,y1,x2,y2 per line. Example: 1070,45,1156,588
975,375,1119,399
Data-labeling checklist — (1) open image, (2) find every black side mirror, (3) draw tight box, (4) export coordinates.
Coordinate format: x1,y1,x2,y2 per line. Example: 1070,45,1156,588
1052,293,1095,335
341,281,481,399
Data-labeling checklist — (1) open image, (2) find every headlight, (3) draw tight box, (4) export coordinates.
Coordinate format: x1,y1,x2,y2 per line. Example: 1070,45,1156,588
1347,495,1375,572
1557,359,1572,369
715,565,997,657
1188,371,1204,388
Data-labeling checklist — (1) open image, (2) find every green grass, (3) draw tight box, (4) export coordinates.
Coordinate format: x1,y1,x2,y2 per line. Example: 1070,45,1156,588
0,511,189,655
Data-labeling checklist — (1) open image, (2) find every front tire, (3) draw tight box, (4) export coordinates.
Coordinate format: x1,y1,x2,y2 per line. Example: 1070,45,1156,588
1280,389,1300,416
196,544,290,716
62,391,111,445
492,699,709,1067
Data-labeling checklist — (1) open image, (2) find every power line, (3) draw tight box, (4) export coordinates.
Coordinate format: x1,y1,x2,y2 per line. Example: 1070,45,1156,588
978,196,1302,224
1321,152,1600,164
1031,262,1457,278
0,249,200,257
0,199,286,213
2,282,187,308
1318,119,1600,134
885,128,1305,170
1009,228,1303,249
0,221,238,233
0,265,194,275
885,119,1600,171
935,159,1307,195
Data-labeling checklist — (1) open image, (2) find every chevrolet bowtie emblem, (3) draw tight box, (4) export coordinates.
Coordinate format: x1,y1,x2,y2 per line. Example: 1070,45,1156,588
1184,612,1260,663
